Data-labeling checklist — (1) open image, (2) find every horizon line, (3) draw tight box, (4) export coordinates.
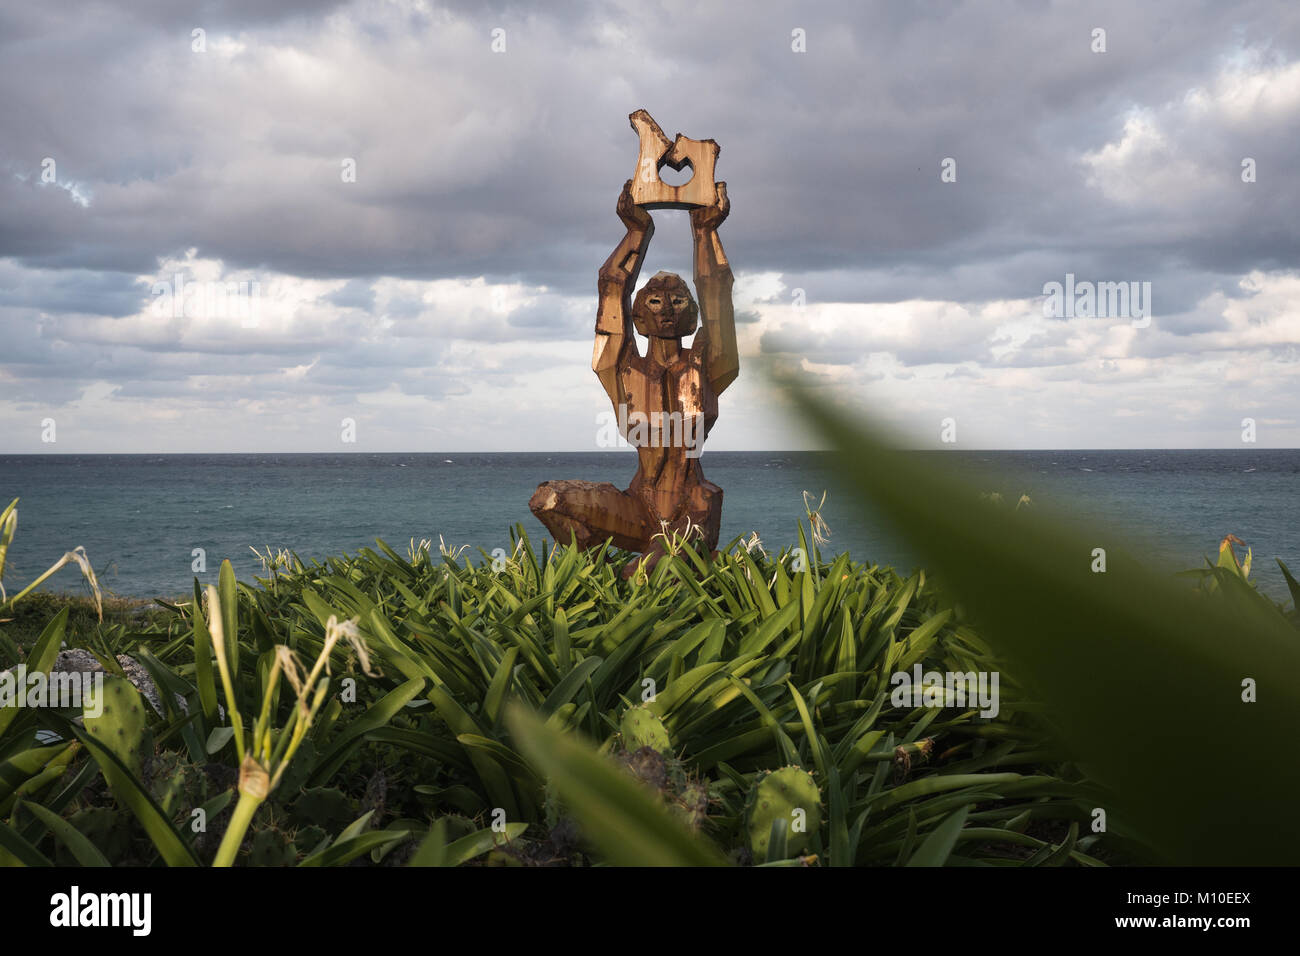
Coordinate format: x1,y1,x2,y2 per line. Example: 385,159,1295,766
2,447,1296,456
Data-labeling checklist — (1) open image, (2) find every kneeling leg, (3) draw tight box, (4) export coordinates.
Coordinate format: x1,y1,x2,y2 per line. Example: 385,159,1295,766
529,479,654,552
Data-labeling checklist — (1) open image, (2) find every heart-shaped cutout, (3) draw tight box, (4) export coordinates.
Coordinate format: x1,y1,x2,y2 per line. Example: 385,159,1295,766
657,155,695,187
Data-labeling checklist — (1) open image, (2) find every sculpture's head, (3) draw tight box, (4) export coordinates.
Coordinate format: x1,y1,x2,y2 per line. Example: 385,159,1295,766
632,272,698,339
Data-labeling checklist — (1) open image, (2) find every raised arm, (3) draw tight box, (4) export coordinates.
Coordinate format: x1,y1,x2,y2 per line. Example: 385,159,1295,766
593,180,653,406
689,182,738,394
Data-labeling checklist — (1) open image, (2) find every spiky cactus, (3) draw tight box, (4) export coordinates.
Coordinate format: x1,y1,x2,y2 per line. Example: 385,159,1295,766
747,766,821,863
613,745,714,832
146,749,212,818
673,778,711,830
619,705,671,753
248,826,296,866
84,675,151,775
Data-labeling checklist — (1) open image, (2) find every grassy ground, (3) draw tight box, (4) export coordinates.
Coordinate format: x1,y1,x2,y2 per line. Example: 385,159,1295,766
5,393,1298,865
0,591,175,652
0,530,1109,867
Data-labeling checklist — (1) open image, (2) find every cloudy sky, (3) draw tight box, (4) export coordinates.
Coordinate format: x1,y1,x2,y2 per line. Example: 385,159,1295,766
2,0,1298,452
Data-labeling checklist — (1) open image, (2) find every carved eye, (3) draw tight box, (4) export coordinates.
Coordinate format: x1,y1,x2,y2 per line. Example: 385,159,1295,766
648,297,661,306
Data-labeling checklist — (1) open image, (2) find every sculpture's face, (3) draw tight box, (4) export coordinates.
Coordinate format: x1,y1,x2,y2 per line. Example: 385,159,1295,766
633,273,698,338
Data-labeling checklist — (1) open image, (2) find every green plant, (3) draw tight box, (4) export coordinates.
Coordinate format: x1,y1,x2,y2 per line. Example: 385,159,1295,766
0,498,102,623
207,577,380,867
11,461,1284,866
783,374,1300,865
83,677,151,777
619,705,671,753
747,766,821,863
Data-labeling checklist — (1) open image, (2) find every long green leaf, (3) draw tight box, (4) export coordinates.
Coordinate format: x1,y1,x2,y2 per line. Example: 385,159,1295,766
0,816,51,866
0,608,68,739
308,677,425,786
19,800,111,866
906,804,970,866
56,717,200,866
787,377,1300,864
506,704,727,866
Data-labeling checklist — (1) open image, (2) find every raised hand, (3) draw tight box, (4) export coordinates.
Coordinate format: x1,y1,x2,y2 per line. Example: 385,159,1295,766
690,181,729,232
617,179,653,231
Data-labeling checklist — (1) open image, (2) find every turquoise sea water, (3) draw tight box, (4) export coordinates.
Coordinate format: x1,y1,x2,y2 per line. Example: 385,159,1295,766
1,450,1297,601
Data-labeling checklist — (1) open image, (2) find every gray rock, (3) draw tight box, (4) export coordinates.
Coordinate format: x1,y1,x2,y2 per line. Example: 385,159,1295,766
4,649,221,719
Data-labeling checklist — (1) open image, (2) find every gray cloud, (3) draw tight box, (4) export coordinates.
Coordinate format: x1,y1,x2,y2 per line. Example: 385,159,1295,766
1,0,1298,450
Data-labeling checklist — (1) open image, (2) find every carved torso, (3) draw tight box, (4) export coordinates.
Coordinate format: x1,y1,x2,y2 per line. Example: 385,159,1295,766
529,110,733,563
617,345,719,520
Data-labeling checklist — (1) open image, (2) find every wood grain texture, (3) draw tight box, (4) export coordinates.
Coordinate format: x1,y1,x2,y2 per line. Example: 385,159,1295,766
531,110,736,569
627,109,721,210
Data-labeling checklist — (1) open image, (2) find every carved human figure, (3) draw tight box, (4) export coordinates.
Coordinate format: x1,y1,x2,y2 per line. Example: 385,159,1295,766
529,177,738,564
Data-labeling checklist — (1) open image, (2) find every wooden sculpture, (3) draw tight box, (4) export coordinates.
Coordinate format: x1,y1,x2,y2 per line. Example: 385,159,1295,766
627,109,721,209
529,110,738,570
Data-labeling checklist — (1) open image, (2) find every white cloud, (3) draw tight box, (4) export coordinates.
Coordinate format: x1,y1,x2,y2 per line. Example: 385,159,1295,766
2,2,1298,451
1081,53,1300,208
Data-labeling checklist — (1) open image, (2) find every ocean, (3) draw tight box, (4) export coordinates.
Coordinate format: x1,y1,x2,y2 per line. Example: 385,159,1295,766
1,450,1297,602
